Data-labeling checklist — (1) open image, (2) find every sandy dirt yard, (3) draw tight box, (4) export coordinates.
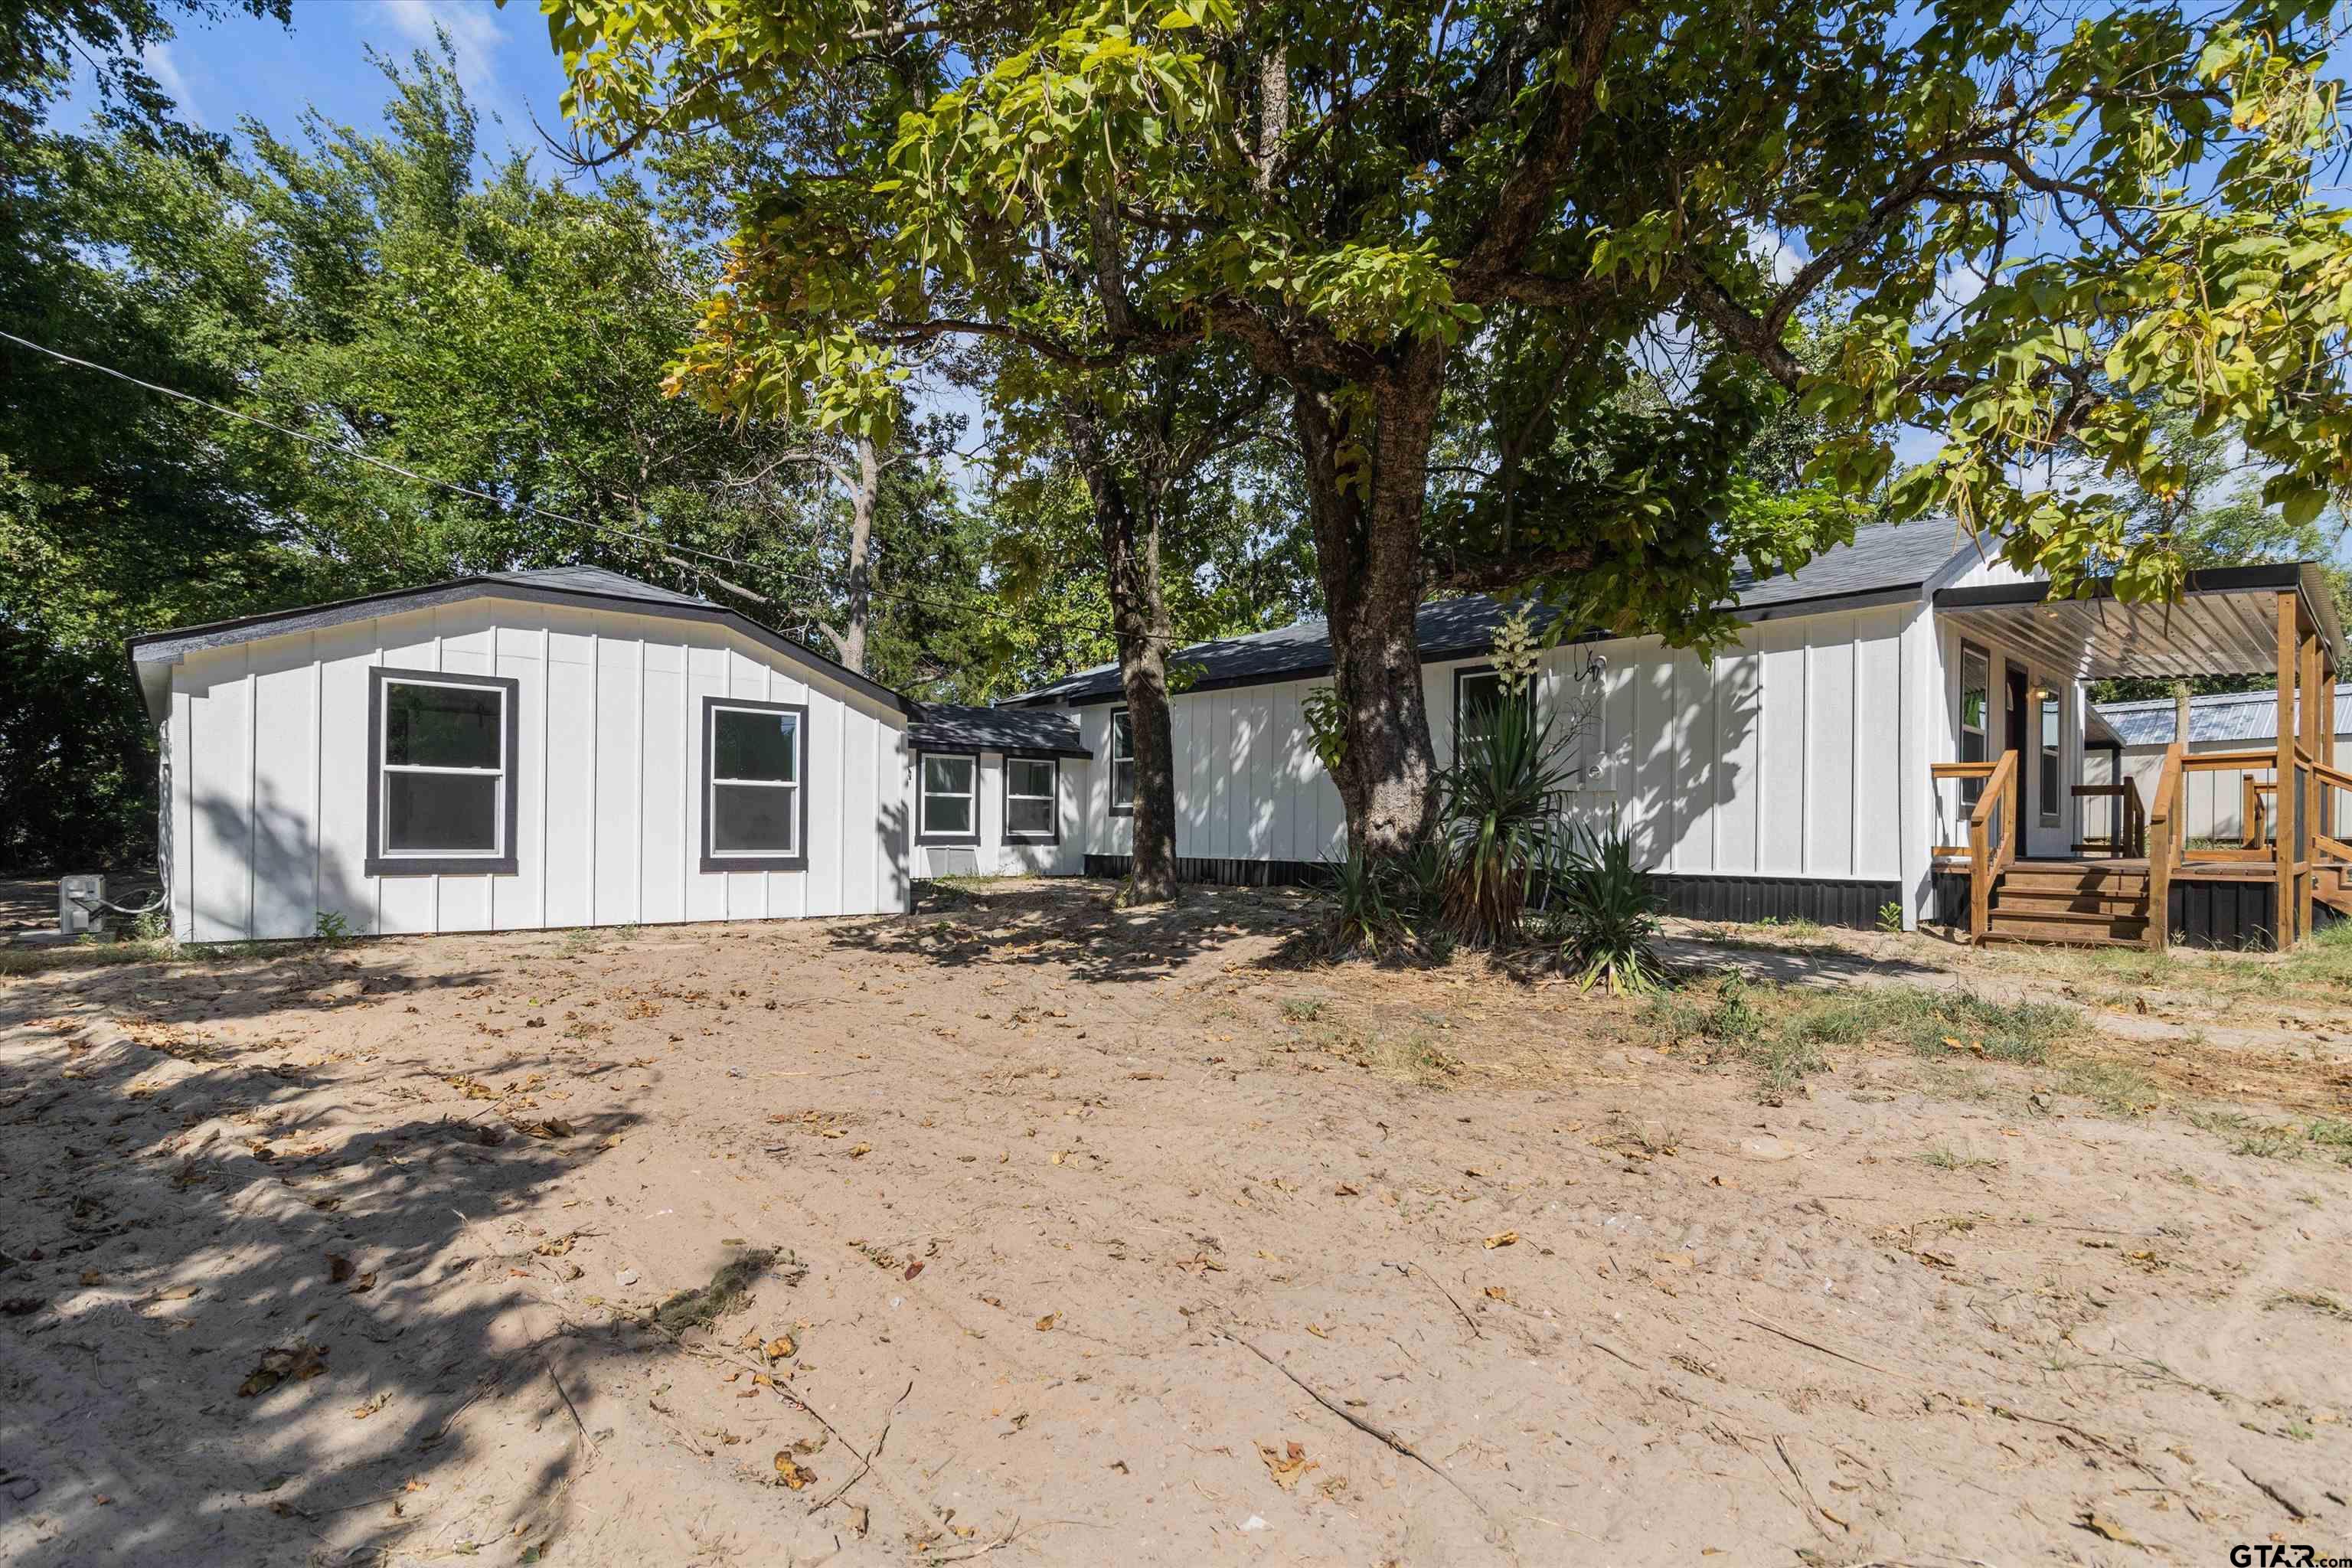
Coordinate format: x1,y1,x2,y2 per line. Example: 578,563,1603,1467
2,880,2349,1566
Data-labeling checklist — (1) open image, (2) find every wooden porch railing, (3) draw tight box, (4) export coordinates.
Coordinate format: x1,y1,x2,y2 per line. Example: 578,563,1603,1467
2145,742,2185,952
2070,777,2145,858
1930,750,2017,943
2316,760,2352,866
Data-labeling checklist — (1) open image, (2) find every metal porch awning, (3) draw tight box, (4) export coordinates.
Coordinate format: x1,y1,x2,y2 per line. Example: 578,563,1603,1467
1934,562,2345,681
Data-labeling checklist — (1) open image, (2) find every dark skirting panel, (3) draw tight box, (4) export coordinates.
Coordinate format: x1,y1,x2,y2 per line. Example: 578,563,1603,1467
1083,854,1326,889
1651,875,1901,931
1084,855,1896,929
2167,880,2278,951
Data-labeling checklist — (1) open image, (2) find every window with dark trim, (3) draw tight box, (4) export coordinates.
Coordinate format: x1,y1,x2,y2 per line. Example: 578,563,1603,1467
917,751,982,844
1958,642,1989,805
1003,756,1059,843
2038,691,2061,827
1107,709,1135,815
1453,664,1530,750
701,697,808,873
367,667,518,877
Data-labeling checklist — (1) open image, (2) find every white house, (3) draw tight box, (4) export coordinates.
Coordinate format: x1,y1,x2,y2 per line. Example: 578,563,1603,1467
1003,524,2345,947
903,704,1092,880
129,567,929,942
130,535,2343,950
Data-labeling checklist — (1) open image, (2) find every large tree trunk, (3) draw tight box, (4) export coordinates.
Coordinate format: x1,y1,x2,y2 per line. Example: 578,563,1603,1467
833,434,880,675
1291,343,1448,858
1071,413,1181,904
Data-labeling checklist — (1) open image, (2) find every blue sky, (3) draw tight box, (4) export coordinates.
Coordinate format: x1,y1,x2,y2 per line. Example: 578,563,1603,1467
91,0,571,169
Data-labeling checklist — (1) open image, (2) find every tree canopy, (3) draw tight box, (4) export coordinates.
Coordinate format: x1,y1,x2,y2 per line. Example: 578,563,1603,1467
532,0,2352,851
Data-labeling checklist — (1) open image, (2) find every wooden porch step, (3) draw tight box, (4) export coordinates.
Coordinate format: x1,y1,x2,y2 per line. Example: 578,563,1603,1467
1983,910,2150,945
1993,888,2151,917
1999,864,2148,890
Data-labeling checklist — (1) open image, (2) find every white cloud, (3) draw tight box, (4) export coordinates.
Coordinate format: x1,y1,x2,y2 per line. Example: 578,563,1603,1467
381,0,508,100
143,42,201,126
1932,263,1988,318
1749,224,1806,286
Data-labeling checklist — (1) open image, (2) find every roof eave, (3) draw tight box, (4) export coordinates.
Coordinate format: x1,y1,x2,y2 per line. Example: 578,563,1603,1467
125,575,911,718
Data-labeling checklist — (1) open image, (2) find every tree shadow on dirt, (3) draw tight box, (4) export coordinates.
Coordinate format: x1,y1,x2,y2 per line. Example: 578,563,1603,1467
0,957,658,1566
831,878,1325,984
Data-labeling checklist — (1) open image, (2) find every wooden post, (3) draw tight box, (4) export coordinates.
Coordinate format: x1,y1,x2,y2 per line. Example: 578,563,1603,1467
2302,629,2323,937
2275,592,2299,948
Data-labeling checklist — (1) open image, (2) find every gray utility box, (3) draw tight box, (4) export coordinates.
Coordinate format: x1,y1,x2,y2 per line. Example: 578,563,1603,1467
59,874,106,935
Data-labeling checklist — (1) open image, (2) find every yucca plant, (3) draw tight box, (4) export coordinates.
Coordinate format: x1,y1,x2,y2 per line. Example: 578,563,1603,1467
1548,818,1668,994
1324,846,1396,954
1438,694,1575,946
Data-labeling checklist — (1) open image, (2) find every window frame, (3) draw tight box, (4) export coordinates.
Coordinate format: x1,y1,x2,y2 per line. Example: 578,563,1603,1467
1106,707,1135,817
1452,663,1532,752
365,666,519,877
2037,688,2062,827
915,749,982,846
1001,753,1060,845
1957,640,1990,806
700,696,809,874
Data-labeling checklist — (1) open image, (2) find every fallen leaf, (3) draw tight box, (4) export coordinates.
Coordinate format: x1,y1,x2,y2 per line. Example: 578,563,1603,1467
349,1271,377,1293
773,1452,812,1490
903,1261,924,1281
1333,1183,1361,1197
1034,1313,1059,1332
1483,1285,1507,1301
764,1334,795,1361
1256,1440,1317,1491
2076,1510,2141,1546
238,1343,328,1398
78,1269,104,1287
1482,1230,1520,1250
328,1255,354,1284
848,1143,871,1158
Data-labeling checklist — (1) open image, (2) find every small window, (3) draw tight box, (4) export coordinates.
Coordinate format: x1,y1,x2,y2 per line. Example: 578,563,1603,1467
2038,691,2061,826
1108,709,1135,815
701,697,807,872
1958,642,1989,805
368,668,517,876
1454,665,1530,750
1004,756,1059,843
918,752,979,843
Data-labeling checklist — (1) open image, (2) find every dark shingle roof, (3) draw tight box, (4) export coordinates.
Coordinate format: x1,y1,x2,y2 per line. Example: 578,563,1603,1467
126,564,907,721
1011,521,1971,704
2095,684,2352,747
907,704,1089,757
486,564,707,606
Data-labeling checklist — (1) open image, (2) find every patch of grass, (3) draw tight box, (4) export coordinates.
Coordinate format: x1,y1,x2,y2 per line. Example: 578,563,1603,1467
1370,1031,1462,1088
0,936,181,976
2265,1290,2349,1320
652,1247,782,1334
1646,978,2077,1100
1919,1147,2001,1171
2190,1108,2352,1164
1278,997,1327,1023
2056,1058,2162,1117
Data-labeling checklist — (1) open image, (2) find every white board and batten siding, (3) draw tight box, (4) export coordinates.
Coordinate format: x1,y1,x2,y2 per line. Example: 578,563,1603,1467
1074,601,1927,903
164,596,910,942
910,751,1087,880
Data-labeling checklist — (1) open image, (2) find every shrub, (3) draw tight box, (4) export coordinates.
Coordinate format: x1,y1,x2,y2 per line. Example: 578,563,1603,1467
1324,848,1397,954
1437,696,1575,946
1547,818,1667,993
